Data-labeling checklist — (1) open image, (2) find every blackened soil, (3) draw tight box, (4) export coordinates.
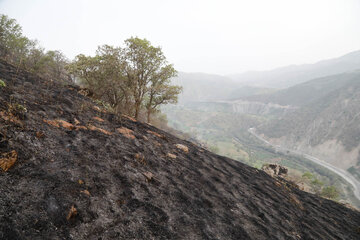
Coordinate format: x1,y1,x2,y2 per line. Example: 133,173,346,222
0,59,360,240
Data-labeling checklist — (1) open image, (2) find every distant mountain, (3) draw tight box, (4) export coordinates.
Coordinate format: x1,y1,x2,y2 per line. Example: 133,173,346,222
243,71,360,107
172,72,275,103
227,85,276,100
259,76,360,171
172,72,240,103
174,50,360,104
229,50,360,89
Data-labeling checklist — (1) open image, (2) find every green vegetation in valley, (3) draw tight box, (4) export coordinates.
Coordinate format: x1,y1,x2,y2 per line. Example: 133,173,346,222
163,104,360,207
302,172,340,200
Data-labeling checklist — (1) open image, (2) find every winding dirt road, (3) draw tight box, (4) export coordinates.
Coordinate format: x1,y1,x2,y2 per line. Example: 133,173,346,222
247,128,360,201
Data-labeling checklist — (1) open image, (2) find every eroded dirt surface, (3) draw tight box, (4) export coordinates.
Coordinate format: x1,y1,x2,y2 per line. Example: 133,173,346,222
0,59,360,239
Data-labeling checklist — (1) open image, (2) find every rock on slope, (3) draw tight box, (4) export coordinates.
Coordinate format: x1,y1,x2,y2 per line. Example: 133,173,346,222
0,59,359,239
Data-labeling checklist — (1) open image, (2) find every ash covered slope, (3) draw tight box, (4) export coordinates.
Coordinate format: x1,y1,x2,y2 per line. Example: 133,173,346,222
0,59,359,240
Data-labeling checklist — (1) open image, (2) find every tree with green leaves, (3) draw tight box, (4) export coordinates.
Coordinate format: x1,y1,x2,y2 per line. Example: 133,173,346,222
122,37,180,120
43,50,69,81
67,45,129,112
26,49,69,82
67,37,181,121
320,186,339,200
0,14,34,65
145,66,182,122
1,14,69,82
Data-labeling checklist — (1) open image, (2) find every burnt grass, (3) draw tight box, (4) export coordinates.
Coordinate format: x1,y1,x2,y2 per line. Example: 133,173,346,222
0,59,359,240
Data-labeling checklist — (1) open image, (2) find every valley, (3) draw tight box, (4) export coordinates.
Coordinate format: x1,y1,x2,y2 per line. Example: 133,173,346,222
163,103,360,207
165,50,360,207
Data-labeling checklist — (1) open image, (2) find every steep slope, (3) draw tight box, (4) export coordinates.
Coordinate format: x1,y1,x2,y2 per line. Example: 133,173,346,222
0,59,360,239
229,50,360,88
259,78,360,171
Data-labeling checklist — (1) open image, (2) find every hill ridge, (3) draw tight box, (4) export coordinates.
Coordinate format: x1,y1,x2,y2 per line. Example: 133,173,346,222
229,50,360,88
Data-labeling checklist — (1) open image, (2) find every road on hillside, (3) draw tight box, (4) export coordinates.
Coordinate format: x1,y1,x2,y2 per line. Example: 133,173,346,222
246,128,360,201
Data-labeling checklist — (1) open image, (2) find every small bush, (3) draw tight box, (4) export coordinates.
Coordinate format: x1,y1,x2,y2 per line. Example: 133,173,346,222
302,171,313,179
15,104,27,113
0,79,6,88
321,186,339,200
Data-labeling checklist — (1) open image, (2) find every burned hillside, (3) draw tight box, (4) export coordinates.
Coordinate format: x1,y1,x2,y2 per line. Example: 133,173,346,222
0,59,360,239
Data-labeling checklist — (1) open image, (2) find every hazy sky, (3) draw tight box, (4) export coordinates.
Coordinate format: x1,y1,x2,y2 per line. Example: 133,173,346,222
1,0,360,74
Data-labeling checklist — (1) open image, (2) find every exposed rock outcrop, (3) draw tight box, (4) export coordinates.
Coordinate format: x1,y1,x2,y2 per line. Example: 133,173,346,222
262,163,288,178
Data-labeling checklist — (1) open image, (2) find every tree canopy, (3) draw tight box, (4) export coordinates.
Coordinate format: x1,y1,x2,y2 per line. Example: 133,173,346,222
0,14,70,83
1,14,181,123
68,37,181,122
0,14,34,63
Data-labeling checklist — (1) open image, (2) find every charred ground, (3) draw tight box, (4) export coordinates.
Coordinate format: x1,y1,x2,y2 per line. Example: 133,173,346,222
0,59,359,239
